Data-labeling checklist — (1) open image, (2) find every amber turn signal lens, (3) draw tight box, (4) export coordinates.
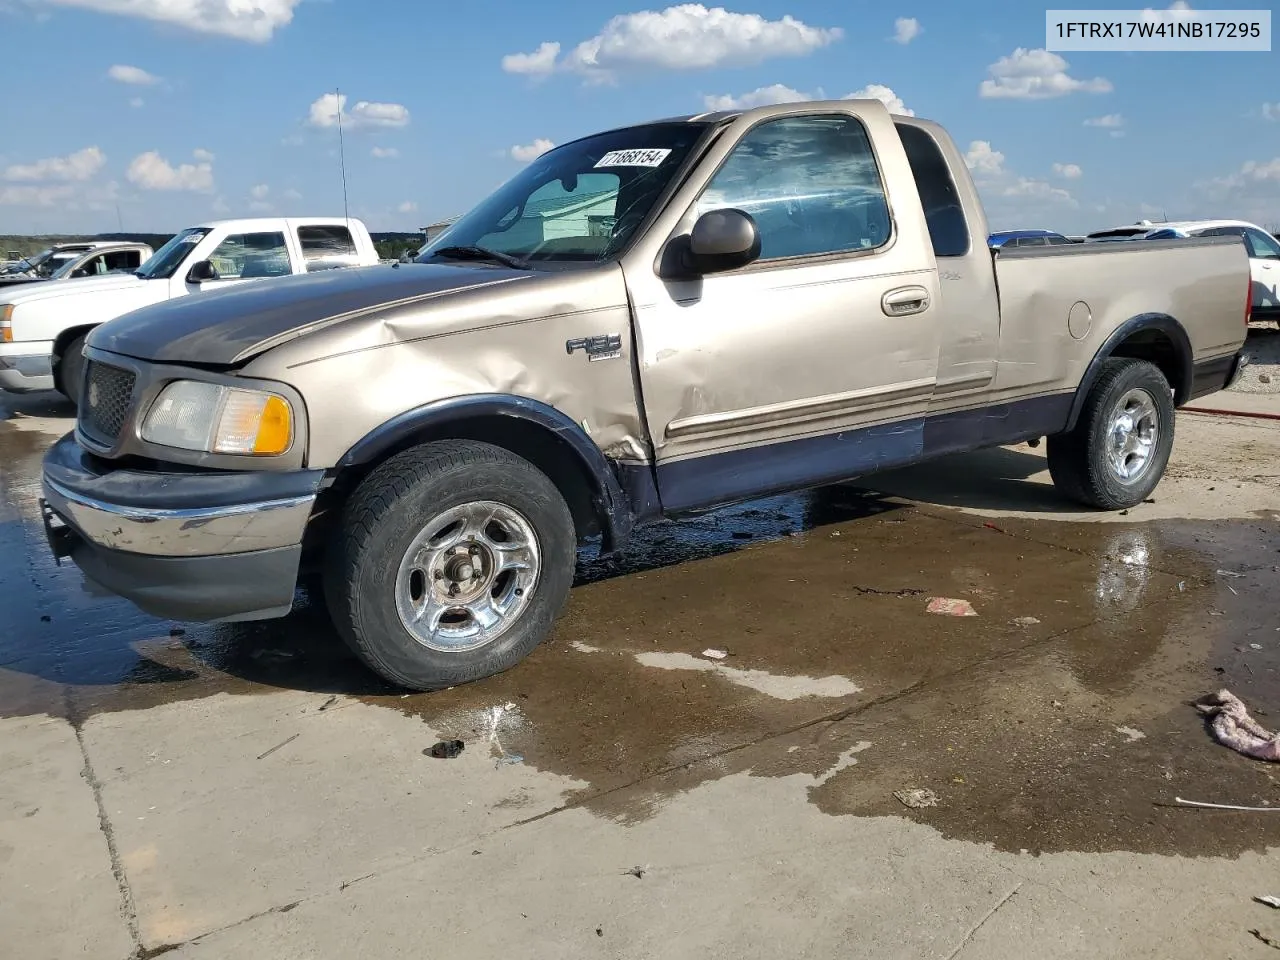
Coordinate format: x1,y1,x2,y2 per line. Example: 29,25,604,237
253,394,292,455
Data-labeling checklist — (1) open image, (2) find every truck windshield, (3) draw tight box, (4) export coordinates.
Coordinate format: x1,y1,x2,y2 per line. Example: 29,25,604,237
418,121,711,266
136,228,208,279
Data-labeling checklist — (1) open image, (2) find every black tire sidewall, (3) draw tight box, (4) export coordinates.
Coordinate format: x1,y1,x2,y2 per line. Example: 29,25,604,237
1083,362,1175,508
333,451,575,689
59,335,87,406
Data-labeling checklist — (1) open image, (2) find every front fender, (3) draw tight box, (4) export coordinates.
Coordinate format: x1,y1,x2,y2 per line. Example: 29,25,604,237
337,394,637,552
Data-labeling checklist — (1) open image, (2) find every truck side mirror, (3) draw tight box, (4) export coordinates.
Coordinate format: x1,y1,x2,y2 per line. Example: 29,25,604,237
186,260,218,284
684,208,761,275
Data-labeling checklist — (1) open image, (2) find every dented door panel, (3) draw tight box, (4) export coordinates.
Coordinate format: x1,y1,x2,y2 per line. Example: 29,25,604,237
620,104,943,501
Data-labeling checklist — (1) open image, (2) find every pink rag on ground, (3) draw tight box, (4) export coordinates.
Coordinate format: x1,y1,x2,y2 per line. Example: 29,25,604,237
1195,689,1280,762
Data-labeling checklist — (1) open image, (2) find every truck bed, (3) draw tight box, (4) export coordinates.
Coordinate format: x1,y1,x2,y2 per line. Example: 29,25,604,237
990,235,1249,398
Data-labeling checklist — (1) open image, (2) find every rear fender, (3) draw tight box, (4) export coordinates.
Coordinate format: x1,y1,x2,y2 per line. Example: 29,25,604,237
1065,313,1192,431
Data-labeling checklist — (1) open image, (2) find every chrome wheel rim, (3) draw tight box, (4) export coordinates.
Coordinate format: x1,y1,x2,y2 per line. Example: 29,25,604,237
394,501,540,653
1105,388,1159,484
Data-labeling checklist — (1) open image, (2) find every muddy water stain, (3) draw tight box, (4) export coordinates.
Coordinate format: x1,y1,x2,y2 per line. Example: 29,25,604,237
364,512,1244,842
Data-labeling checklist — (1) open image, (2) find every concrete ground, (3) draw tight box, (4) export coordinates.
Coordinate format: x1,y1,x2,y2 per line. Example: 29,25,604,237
1,387,1278,960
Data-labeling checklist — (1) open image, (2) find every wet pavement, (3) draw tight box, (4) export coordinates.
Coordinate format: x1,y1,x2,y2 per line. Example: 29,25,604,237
1,390,1279,958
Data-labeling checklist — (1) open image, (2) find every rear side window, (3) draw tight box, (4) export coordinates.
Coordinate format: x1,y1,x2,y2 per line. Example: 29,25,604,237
1244,228,1280,259
298,225,357,271
895,123,970,257
103,250,142,271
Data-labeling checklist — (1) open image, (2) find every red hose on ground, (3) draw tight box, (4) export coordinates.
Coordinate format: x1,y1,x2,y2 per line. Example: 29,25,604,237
1182,405,1280,421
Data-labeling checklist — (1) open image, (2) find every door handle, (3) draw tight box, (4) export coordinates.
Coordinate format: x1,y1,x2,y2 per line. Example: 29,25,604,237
882,285,931,317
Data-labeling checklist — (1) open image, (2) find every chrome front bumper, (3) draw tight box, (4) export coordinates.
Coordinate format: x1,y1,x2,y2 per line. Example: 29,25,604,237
0,349,55,392
40,432,327,622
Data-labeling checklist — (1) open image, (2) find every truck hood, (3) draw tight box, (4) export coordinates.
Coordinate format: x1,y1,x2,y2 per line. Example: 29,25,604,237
0,271,149,305
88,263,532,365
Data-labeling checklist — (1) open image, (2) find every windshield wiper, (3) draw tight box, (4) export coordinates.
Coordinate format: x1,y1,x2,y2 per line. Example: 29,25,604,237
428,245,530,270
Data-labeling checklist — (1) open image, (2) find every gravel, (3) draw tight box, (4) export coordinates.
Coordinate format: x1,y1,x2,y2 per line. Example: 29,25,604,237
1230,324,1280,395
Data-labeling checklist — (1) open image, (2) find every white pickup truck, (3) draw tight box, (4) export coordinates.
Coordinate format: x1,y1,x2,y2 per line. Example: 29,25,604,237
0,216,380,402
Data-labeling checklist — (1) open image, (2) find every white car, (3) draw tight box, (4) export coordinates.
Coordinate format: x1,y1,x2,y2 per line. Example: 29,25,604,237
0,217,381,401
1139,219,1280,322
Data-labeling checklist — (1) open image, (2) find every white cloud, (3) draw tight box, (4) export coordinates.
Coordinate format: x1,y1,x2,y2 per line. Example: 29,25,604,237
3,146,106,182
1084,113,1124,128
283,187,302,201
510,138,556,162
249,183,269,200
1263,103,1280,121
701,82,913,116
371,146,399,159
1141,1,1195,22
193,148,215,162
249,201,272,212
45,0,302,42
703,83,810,110
280,133,304,147
964,140,1006,176
0,177,119,210
129,96,144,108
502,5,841,81
126,150,214,192
1209,157,1280,190
211,195,230,214
107,63,159,85
892,17,921,44
1052,162,1083,179
502,41,561,76
307,93,410,130
397,200,418,214
845,83,914,116
0,184,77,206
1001,177,1074,203
980,48,1112,99
1196,156,1280,224
965,140,1075,216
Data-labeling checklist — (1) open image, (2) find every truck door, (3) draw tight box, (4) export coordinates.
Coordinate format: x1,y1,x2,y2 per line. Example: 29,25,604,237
624,108,942,513
173,229,294,298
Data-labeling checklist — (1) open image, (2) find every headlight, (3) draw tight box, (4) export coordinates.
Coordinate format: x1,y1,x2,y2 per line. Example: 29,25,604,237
1,305,13,342
140,380,294,456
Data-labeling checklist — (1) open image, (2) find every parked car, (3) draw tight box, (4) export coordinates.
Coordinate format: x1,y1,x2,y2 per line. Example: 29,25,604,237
1136,220,1279,321
38,100,1250,691
0,217,380,401
41,243,153,283
1084,221,1160,242
988,229,1072,248
0,242,115,286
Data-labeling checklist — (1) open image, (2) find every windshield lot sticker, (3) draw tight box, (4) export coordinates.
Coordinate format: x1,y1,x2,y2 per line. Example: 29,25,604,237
594,148,672,168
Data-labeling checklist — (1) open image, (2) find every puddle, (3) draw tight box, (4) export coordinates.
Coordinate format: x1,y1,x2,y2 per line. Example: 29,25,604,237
630,651,862,700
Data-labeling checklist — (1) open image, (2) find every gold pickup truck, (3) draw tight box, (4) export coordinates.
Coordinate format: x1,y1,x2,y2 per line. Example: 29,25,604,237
40,100,1250,691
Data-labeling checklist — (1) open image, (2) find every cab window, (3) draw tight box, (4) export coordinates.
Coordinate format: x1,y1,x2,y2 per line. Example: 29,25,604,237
695,114,892,261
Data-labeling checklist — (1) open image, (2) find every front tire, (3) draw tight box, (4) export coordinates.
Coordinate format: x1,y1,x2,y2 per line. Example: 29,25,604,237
56,333,88,407
1047,358,1175,510
324,440,576,691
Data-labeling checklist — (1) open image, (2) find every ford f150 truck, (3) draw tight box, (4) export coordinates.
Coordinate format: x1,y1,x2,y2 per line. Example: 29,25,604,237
38,101,1250,691
0,217,379,402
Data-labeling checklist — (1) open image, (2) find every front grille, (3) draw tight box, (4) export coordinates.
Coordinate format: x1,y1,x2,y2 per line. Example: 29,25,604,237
79,360,136,444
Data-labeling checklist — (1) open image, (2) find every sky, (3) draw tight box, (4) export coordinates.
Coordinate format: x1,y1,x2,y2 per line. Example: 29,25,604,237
0,0,1277,236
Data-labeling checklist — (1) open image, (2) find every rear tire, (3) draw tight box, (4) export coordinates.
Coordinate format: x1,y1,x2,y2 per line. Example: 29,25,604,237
55,333,88,407
1047,358,1175,510
324,440,576,691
